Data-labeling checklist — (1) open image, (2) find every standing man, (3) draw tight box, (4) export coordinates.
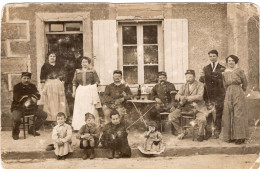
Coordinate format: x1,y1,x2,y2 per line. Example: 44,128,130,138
102,70,132,124
11,72,47,140
150,71,177,124
199,50,226,139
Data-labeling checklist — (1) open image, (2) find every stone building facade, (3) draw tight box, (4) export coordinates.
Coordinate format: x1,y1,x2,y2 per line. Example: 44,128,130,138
1,3,259,128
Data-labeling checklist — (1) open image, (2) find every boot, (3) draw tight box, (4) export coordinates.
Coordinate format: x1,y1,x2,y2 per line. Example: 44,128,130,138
12,123,20,140
114,150,121,158
107,149,114,159
204,131,212,140
197,135,204,142
82,149,88,160
28,127,40,136
89,148,95,159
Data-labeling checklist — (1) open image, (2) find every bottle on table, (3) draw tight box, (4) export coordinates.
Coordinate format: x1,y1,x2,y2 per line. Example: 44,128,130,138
137,84,141,100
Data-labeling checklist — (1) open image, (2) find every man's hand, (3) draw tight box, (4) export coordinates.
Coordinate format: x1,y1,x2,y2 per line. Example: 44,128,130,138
155,98,162,104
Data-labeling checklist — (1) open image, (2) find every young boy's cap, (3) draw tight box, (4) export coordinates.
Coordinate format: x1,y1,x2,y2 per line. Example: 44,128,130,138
85,113,95,120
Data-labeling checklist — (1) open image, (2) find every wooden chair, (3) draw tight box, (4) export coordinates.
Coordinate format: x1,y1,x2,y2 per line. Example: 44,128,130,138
160,112,170,132
180,113,197,141
21,111,36,139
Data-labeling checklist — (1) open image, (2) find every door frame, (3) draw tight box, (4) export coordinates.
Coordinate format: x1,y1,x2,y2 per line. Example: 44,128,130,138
35,12,90,89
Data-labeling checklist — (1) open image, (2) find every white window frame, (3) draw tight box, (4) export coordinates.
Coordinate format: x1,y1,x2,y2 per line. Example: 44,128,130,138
118,21,163,88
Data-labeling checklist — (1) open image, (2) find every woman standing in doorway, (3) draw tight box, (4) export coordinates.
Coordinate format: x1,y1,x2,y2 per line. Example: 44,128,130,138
222,55,248,144
71,56,101,130
40,52,69,122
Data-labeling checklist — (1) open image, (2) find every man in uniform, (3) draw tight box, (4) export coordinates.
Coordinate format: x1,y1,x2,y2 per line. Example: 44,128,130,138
150,71,177,125
11,72,47,140
102,70,132,124
168,70,208,142
199,50,225,139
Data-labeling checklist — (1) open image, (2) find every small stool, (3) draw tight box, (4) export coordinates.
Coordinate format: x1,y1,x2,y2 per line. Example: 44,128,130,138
160,112,170,132
21,113,36,139
180,113,197,141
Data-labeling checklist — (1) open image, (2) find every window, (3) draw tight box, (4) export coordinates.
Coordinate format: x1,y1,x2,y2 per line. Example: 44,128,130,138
118,22,163,86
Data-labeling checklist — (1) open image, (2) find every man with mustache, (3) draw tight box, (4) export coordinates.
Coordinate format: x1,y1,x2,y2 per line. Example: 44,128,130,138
168,70,208,142
102,70,132,124
150,71,177,127
11,72,47,140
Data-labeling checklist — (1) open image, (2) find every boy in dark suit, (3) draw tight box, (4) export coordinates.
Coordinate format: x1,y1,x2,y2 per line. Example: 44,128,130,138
199,50,226,139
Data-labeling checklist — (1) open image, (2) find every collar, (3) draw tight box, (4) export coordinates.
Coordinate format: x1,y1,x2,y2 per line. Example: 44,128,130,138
58,123,65,127
49,62,55,66
113,82,122,86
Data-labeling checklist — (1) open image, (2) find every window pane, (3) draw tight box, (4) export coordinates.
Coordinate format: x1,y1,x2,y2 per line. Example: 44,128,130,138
123,66,138,84
144,45,158,64
123,26,137,44
143,26,157,44
123,46,137,65
144,66,158,84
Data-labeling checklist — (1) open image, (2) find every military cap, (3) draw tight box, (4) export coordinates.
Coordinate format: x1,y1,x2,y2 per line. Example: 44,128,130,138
21,72,32,78
158,71,167,77
185,69,195,76
113,70,122,75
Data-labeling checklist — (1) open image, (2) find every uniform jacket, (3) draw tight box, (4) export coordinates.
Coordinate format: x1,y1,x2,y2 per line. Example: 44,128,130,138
150,81,176,104
11,82,41,112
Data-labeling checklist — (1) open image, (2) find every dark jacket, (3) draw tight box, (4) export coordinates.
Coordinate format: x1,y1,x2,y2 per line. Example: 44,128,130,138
11,82,41,112
199,63,226,103
101,122,131,157
150,81,176,104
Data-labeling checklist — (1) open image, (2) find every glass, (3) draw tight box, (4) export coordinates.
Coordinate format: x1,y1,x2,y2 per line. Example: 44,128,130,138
143,26,157,44
123,66,138,84
123,46,137,65
144,66,158,84
123,26,137,44
144,45,158,64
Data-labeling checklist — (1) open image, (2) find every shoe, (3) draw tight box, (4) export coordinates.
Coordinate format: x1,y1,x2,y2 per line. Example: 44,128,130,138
12,134,19,140
28,129,40,136
82,153,88,160
57,156,62,160
107,149,114,159
89,148,95,159
114,151,121,158
235,139,245,145
61,156,66,160
227,139,235,143
204,132,212,140
212,131,220,139
197,135,204,142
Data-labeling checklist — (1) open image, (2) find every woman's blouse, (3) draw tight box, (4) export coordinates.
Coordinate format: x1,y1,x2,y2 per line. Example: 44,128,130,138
72,68,100,86
40,62,64,83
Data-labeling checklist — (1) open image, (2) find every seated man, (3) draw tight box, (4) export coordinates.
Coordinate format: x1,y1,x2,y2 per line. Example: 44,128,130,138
149,71,177,124
11,72,47,140
102,70,132,124
168,70,208,142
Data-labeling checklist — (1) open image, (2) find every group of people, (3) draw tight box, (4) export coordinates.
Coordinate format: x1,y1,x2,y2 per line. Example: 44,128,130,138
10,49,249,159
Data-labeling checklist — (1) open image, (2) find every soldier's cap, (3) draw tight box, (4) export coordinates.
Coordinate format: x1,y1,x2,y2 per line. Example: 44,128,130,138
185,69,195,76
85,112,95,120
113,70,122,75
158,71,167,77
21,72,32,78
147,121,157,128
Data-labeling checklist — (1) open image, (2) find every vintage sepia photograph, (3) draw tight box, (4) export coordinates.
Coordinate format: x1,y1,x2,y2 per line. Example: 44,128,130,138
1,2,260,169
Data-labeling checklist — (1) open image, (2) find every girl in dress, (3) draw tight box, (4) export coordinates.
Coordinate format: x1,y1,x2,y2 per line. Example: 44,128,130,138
222,55,248,144
40,52,69,121
71,56,101,130
52,112,73,160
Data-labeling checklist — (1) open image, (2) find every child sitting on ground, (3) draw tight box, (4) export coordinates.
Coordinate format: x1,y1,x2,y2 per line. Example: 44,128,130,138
52,112,73,160
144,121,162,152
101,110,131,159
76,113,100,160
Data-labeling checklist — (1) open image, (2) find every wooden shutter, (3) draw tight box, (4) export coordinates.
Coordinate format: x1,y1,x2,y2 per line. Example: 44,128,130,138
164,19,188,89
93,20,117,85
